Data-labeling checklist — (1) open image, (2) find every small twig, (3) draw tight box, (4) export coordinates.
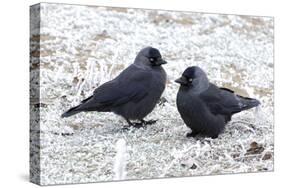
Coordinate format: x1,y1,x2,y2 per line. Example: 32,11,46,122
113,139,127,180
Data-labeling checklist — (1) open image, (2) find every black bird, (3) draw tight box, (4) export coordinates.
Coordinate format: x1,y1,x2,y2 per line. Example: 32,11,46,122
62,47,167,128
175,66,260,138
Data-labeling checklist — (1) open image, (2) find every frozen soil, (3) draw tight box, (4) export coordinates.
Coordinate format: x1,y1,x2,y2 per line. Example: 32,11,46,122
30,3,273,185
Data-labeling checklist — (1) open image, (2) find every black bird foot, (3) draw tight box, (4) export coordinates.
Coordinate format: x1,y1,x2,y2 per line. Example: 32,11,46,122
141,119,158,125
124,119,158,129
210,135,218,139
132,122,146,128
124,119,146,129
122,122,146,130
186,131,199,137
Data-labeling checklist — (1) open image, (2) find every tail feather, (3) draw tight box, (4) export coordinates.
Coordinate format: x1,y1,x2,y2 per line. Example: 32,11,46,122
238,96,261,111
61,105,82,118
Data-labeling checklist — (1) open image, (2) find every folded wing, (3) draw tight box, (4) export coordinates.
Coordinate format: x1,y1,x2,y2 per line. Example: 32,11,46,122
199,84,260,122
70,66,151,112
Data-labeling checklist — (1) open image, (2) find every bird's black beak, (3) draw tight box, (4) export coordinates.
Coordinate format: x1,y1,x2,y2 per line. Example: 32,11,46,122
155,59,167,66
160,59,167,65
175,76,187,85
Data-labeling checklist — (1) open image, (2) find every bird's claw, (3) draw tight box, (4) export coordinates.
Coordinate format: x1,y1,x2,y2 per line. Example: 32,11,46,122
132,122,146,128
123,119,157,129
122,122,146,129
123,121,145,130
141,119,158,125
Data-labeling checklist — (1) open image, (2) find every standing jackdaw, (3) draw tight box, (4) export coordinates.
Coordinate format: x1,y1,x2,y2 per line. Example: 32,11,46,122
61,47,167,127
175,66,260,138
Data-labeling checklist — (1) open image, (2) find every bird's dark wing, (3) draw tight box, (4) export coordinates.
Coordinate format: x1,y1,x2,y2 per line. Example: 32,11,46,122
199,84,260,120
77,65,152,112
199,84,242,117
220,87,260,112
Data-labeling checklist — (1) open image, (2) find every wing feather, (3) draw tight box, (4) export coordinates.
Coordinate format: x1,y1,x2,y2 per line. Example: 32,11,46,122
77,65,151,111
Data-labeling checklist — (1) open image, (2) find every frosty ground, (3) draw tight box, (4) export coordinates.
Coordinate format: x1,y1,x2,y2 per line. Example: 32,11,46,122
30,3,274,185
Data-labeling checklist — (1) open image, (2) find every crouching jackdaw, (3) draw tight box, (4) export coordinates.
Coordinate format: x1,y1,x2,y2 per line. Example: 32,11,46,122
61,47,167,128
175,66,260,138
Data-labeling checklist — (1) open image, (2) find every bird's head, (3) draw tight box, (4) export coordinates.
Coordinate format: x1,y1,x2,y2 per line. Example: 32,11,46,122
134,47,167,67
175,66,209,93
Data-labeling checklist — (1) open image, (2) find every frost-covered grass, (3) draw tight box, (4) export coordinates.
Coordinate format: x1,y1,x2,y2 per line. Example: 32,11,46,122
30,3,273,185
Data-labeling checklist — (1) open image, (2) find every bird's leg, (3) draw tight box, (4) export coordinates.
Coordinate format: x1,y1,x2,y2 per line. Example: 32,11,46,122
125,119,133,126
123,119,144,129
132,122,146,128
121,119,133,131
186,131,199,137
123,119,157,129
141,119,158,125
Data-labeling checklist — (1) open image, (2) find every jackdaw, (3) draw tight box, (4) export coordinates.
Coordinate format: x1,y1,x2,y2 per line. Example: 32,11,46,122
61,47,167,127
175,66,260,138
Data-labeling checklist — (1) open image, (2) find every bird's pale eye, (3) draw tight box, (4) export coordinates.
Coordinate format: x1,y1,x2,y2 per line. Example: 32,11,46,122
188,78,193,83
149,58,155,62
